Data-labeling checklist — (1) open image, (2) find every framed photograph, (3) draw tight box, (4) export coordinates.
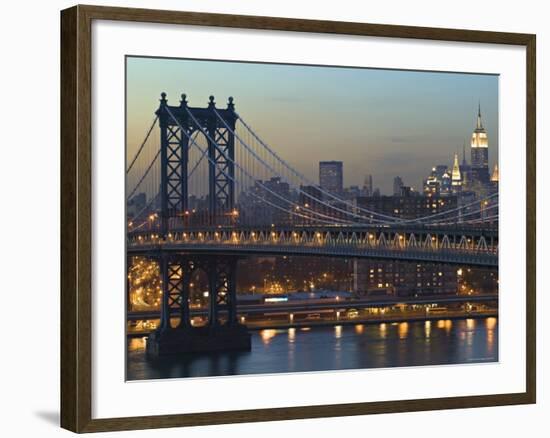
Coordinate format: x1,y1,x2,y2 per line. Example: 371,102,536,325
60,4,536,433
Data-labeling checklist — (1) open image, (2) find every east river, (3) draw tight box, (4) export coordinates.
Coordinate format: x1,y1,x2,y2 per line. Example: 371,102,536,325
127,317,498,380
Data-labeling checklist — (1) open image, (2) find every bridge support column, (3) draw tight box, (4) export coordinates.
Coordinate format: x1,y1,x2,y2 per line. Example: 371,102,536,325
207,264,219,327
227,259,238,326
177,274,191,329
146,255,250,357
352,259,359,295
126,256,132,313
159,254,171,331
159,255,189,330
207,258,238,327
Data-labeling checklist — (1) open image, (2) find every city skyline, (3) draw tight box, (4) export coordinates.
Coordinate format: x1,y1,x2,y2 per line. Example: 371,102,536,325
126,56,499,379
127,56,498,195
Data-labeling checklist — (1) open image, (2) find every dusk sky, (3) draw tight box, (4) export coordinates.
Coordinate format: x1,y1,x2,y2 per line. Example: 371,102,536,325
126,56,498,195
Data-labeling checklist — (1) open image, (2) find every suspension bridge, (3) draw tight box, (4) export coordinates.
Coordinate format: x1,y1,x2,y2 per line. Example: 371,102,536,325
126,93,498,355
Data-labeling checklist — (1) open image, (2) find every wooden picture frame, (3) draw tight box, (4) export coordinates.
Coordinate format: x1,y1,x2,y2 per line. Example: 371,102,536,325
60,4,536,433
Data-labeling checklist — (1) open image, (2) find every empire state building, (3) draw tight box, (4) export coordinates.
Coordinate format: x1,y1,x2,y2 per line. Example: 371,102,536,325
470,104,490,184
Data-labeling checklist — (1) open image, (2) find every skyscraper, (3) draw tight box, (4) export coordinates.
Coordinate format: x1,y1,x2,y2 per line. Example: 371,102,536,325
490,163,499,191
460,141,471,187
319,161,343,195
363,174,373,197
451,152,462,193
490,163,499,183
393,176,404,196
470,104,490,184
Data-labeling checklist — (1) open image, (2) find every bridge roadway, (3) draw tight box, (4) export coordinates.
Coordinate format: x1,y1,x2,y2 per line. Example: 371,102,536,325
127,224,498,267
127,293,498,321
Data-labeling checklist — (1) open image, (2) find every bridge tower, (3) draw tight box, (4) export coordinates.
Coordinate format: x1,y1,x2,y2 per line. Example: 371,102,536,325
156,93,238,232
147,93,249,356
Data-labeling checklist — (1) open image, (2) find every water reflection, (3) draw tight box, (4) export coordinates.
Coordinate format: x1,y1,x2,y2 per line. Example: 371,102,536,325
260,329,277,345
128,336,147,352
127,317,499,380
486,317,496,350
424,320,431,338
398,322,409,339
379,323,387,339
288,327,296,342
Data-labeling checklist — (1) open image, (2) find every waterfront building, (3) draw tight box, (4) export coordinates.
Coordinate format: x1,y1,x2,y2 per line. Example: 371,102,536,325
354,260,458,297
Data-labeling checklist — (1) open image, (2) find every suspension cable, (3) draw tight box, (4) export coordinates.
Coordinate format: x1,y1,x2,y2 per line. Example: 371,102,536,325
127,149,160,201
166,107,353,225
236,113,403,221
215,109,398,225
232,112,405,223
126,116,158,174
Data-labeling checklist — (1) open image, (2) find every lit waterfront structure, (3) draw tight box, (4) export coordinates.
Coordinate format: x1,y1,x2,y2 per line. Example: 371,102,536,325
127,256,162,311
319,161,343,195
355,259,458,297
237,256,354,295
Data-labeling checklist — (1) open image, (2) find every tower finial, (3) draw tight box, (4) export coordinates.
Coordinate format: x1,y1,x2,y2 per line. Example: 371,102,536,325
180,93,188,107
452,151,462,186
476,101,483,130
